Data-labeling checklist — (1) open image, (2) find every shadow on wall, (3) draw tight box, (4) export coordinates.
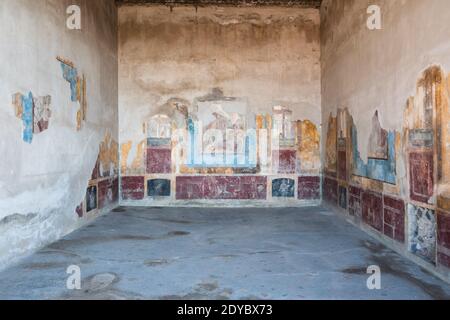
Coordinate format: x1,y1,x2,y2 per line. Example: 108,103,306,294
323,65,450,276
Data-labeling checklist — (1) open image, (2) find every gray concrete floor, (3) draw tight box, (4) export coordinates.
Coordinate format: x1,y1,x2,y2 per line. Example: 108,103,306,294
1,206,450,300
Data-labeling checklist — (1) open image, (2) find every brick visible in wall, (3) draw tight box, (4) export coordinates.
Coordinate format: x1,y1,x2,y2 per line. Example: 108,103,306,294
298,176,320,200
147,148,171,174
121,176,145,200
409,152,434,204
362,191,383,232
323,177,338,204
348,185,362,217
383,195,405,243
176,176,267,200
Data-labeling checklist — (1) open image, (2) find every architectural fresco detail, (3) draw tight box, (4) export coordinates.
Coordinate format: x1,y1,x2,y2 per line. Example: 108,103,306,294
12,92,52,143
120,89,321,204
323,66,450,271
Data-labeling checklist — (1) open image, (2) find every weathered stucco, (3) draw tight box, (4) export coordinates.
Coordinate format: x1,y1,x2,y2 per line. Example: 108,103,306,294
321,0,450,280
118,4,321,206
0,0,118,270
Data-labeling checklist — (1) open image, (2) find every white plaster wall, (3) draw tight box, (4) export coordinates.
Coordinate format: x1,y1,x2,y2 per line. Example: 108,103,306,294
321,0,450,162
119,5,321,169
0,0,118,270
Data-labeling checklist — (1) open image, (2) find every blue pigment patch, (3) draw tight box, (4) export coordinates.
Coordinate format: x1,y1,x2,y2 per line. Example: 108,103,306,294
22,92,34,144
352,125,396,184
60,62,78,102
272,178,295,198
148,179,171,197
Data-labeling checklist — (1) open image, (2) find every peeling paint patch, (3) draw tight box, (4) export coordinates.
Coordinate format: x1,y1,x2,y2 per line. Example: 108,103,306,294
57,56,87,131
12,92,52,143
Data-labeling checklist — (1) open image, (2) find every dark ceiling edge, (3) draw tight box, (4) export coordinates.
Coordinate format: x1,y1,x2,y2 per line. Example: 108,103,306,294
115,1,322,9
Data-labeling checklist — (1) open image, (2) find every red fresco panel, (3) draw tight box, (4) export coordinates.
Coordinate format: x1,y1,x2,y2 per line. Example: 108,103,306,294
176,176,267,200
409,152,434,203
121,176,145,200
298,176,320,200
437,211,450,250
337,151,347,181
277,150,296,174
176,176,204,200
147,148,171,174
362,191,383,232
438,252,450,269
383,195,405,243
323,177,338,204
437,211,450,269
348,185,362,217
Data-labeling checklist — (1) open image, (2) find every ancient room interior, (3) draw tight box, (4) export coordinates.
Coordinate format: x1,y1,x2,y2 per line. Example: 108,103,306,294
1,0,450,301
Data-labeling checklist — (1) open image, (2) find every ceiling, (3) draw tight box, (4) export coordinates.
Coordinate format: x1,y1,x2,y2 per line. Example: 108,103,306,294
116,0,322,8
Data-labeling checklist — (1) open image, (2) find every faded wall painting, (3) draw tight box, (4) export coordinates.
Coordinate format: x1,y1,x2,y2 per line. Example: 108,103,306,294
322,65,450,271
120,88,321,204
351,113,397,185
76,132,119,218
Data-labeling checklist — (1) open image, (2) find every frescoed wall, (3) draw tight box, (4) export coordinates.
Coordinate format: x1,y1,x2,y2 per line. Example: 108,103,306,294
118,5,322,207
0,0,118,270
321,0,450,278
